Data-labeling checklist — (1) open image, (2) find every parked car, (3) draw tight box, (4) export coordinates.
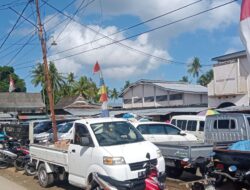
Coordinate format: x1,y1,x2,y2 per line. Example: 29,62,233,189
33,119,76,137
156,113,250,178
132,121,197,143
29,118,165,189
170,115,206,140
34,122,74,143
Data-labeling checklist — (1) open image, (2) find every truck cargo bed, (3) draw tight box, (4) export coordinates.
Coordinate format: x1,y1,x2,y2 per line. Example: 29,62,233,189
30,144,68,169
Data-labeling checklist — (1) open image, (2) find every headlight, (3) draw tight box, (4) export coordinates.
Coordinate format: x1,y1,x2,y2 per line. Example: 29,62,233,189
103,156,126,165
156,149,163,158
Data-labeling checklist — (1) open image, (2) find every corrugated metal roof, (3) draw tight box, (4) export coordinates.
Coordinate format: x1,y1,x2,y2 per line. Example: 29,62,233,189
211,50,246,62
154,82,207,94
110,107,207,116
0,93,45,109
217,106,250,112
120,79,207,96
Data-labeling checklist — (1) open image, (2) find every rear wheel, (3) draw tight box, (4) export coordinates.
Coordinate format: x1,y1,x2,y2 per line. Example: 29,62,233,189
0,161,8,169
38,163,54,187
14,156,25,171
24,162,37,176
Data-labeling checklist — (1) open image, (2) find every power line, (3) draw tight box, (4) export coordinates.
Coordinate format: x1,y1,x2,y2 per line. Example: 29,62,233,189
0,1,27,11
43,0,199,64
0,0,32,50
45,0,236,65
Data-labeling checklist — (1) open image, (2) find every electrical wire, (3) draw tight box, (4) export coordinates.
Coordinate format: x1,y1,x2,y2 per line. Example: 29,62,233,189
0,0,32,50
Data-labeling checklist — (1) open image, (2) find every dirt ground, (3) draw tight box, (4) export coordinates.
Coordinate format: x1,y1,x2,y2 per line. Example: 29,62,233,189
0,167,243,190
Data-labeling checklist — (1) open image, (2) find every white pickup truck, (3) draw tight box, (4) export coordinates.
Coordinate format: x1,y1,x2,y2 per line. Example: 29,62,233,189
29,117,165,189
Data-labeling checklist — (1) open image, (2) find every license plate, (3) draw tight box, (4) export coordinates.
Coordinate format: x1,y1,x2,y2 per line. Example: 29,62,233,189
166,160,175,167
138,171,146,178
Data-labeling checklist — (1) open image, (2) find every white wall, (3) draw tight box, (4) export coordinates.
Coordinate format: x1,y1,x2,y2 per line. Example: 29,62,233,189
208,94,249,108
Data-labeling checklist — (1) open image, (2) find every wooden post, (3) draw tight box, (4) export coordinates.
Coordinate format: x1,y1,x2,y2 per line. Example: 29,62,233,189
35,0,58,142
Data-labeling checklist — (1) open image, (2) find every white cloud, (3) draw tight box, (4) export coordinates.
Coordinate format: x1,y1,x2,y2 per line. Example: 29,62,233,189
48,20,171,79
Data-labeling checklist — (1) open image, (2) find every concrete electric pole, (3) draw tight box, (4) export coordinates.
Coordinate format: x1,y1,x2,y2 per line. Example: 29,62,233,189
35,0,58,142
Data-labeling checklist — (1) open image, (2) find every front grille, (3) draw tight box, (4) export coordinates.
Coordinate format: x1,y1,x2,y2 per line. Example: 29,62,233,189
129,159,157,171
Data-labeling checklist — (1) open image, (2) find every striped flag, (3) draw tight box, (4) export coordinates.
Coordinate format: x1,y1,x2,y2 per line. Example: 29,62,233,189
93,62,109,117
9,75,15,93
240,0,250,59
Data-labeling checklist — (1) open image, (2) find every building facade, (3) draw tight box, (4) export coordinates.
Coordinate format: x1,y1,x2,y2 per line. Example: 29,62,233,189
120,80,208,109
208,51,250,108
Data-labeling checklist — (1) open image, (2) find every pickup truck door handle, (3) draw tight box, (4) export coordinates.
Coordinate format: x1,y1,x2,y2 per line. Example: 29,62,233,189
72,149,76,153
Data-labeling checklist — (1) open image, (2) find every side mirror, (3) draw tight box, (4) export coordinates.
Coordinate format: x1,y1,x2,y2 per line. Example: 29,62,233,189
80,136,91,146
179,131,186,136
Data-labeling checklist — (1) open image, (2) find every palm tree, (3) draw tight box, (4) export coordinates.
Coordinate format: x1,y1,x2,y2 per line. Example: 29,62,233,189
197,69,214,86
179,76,189,83
188,57,202,79
110,88,119,102
31,62,65,104
73,76,98,102
67,72,75,85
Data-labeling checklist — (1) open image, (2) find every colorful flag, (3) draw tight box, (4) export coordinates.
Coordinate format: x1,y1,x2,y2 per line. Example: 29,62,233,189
9,75,15,93
93,61,101,74
240,0,250,59
93,61,109,117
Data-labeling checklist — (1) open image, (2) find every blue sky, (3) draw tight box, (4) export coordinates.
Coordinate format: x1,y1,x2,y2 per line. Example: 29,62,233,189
0,0,244,92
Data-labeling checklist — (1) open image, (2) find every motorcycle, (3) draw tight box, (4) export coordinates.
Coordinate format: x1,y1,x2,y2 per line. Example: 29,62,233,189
0,139,28,169
182,157,216,190
90,153,166,190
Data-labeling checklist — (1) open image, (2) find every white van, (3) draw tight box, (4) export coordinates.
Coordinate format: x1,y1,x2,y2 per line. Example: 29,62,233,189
170,115,206,140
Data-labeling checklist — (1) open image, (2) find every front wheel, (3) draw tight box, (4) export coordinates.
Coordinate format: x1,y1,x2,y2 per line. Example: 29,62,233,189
38,163,54,188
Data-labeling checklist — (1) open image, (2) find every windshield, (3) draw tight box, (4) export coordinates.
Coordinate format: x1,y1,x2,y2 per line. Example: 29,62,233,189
34,122,50,134
91,121,144,146
58,122,73,133
47,123,66,133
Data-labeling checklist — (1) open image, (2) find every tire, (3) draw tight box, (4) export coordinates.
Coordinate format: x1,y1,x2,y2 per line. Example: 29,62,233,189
166,166,183,178
24,163,37,176
14,157,25,171
37,163,54,188
0,161,8,169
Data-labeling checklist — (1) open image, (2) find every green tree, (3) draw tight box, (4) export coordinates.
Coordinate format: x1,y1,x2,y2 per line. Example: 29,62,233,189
31,62,65,104
110,88,119,102
0,66,26,92
197,69,214,86
188,57,202,79
121,80,130,92
73,76,98,102
179,76,189,83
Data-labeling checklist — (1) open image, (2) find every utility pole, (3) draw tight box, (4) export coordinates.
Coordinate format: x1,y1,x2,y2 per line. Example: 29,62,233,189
35,0,58,142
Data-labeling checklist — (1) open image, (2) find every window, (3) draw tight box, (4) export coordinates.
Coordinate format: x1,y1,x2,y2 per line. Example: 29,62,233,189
123,99,132,104
74,123,91,145
156,95,168,102
187,120,197,131
231,120,236,129
171,119,176,126
133,97,142,103
169,94,183,101
199,121,205,131
165,124,180,135
144,124,166,134
91,122,144,146
176,120,187,130
218,120,230,129
247,118,250,126
137,125,148,134
144,96,154,102
213,120,218,129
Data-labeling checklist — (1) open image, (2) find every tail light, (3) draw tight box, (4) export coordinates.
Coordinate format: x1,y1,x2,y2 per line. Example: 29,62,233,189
215,163,224,170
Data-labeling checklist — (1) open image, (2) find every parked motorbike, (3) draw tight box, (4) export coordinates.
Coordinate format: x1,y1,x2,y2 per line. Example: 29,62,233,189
0,139,29,169
182,157,216,190
90,153,166,190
